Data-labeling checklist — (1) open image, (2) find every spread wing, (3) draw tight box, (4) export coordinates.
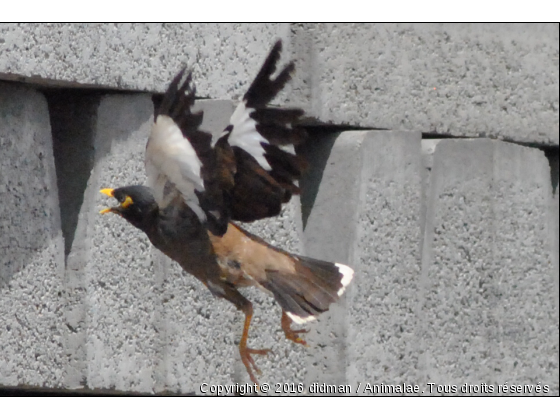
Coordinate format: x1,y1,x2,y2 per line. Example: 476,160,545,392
145,40,307,236
146,69,234,234
220,40,307,222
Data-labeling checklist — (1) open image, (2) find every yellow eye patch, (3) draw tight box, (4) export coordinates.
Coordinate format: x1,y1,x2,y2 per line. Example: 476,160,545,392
121,195,134,209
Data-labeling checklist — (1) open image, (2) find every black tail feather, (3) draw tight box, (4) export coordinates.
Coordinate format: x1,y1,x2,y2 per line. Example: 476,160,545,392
262,256,354,324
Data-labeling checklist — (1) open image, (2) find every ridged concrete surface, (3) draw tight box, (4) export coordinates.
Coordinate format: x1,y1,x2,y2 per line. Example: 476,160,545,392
0,25,558,395
0,84,65,388
1,23,557,144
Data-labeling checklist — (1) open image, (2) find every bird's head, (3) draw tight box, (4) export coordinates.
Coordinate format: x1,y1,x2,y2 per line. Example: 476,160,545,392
100,185,158,230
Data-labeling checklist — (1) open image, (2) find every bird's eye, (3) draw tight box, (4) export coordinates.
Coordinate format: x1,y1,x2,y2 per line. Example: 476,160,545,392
121,195,134,209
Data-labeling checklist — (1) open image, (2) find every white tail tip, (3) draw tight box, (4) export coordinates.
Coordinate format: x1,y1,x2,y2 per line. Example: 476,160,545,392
335,263,354,296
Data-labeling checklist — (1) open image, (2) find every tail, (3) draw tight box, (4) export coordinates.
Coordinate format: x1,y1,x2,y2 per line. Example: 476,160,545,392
261,255,354,324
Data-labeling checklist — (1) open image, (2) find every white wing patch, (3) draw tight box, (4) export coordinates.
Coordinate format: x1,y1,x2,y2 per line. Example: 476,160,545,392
145,115,206,219
226,101,272,171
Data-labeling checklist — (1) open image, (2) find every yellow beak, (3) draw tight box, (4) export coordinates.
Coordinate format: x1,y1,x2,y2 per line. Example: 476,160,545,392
100,188,116,214
100,188,115,197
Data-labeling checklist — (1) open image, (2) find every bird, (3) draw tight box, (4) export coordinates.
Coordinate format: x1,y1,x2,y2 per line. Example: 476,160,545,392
100,40,354,385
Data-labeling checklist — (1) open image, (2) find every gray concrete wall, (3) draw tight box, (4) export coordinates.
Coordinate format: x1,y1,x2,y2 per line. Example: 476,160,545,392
0,24,558,395
2,23,557,144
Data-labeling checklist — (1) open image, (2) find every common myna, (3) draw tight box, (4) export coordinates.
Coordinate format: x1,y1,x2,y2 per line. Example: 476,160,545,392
100,40,354,385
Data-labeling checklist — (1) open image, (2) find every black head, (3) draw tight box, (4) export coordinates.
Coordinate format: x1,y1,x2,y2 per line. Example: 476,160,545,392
100,185,158,230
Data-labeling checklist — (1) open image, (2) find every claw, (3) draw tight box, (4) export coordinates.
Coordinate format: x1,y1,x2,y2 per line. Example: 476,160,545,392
284,328,309,347
240,345,272,384
281,311,310,347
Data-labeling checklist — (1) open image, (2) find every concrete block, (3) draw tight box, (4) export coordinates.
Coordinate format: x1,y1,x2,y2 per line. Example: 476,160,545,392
297,131,361,388
64,94,156,392
47,91,101,389
549,152,559,359
290,23,559,145
0,83,65,388
491,142,558,395
3,24,556,145
297,130,423,392
351,131,423,392
0,23,290,98
420,139,558,394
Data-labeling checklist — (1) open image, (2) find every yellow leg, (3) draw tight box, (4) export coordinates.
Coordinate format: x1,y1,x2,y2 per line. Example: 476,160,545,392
217,282,272,386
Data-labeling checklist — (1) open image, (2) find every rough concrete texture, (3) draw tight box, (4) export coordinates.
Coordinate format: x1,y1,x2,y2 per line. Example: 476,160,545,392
1,24,556,145
264,130,421,394
0,23,290,100
299,130,424,393
290,23,559,145
420,139,558,394
345,131,423,392
550,153,559,353
0,84,65,387
1,25,558,396
73,94,164,393
298,131,365,388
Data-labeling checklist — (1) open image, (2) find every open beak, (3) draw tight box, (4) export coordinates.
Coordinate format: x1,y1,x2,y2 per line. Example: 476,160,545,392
99,188,119,214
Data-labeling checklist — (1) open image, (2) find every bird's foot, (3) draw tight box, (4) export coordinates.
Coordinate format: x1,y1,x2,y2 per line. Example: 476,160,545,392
283,326,309,347
240,345,272,385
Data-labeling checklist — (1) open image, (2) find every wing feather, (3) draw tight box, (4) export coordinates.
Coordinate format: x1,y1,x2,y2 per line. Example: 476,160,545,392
223,40,307,222
144,40,307,235
146,70,230,234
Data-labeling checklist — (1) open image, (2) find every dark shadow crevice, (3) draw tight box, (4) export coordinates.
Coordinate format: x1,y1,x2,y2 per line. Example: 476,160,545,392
297,127,341,231
44,90,101,259
543,147,559,196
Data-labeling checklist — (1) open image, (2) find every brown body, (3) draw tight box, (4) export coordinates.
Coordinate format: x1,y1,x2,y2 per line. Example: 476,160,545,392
143,193,295,291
